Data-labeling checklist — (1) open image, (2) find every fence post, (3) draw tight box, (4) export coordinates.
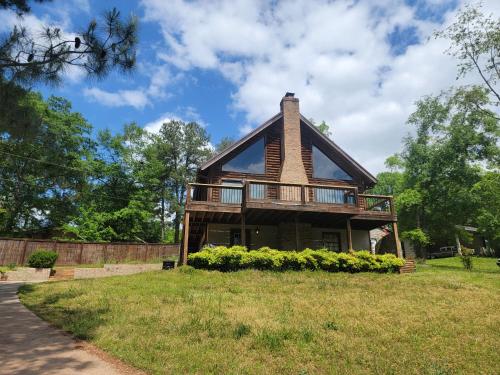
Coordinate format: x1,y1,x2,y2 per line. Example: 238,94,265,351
301,185,306,204
78,242,84,264
103,243,108,263
19,239,28,265
145,243,149,262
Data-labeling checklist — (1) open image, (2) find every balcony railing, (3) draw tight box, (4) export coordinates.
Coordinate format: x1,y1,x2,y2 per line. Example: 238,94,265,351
186,180,394,216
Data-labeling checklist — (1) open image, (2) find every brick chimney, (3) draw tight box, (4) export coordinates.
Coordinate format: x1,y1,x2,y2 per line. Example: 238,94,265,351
279,93,309,187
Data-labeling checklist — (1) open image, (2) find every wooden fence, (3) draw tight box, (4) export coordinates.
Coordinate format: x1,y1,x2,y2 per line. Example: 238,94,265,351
0,238,180,266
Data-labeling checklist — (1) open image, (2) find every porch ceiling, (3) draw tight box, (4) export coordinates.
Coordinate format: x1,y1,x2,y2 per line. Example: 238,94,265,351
188,208,393,230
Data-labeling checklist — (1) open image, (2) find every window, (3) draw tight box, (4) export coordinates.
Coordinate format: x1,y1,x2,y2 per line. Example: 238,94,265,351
230,228,251,247
221,180,242,204
312,145,352,181
249,183,266,200
323,232,341,252
222,138,265,174
315,188,345,204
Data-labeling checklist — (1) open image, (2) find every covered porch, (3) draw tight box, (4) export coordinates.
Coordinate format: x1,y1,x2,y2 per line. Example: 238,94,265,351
180,181,403,264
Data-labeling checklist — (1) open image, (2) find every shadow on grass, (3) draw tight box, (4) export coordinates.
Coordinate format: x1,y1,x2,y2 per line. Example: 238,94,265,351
425,263,500,274
19,284,109,340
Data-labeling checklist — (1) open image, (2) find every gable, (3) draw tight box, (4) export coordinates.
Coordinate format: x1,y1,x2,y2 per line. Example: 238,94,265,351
300,116,377,187
199,111,376,188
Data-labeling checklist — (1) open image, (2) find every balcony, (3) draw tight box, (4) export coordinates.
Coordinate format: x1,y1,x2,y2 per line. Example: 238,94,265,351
186,180,396,221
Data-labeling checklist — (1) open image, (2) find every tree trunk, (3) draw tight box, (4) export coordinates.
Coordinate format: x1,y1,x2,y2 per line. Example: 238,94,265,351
160,185,165,241
173,213,180,244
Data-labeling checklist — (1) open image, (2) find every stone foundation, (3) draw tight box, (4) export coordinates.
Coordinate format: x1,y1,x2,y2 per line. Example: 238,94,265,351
2,268,51,281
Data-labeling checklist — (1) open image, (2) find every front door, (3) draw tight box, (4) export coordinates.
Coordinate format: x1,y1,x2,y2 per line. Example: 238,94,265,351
230,228,251,248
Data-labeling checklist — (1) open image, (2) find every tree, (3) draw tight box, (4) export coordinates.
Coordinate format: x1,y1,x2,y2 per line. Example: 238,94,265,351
471,172,500,253
214,136,235,153
436,3,500,105
391,87,498,255
61,123,162,243
0,92,95,236
309,118,332,137
150,120,211,243
0,6,137,86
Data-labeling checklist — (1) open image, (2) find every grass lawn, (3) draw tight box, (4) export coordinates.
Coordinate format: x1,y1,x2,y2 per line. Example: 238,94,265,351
19,257,500,375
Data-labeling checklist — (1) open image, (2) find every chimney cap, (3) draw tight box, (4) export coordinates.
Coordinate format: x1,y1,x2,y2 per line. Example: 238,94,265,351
284,92,295,98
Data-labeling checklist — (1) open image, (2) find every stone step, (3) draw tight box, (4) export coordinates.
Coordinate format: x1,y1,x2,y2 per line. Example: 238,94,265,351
49,268,75,281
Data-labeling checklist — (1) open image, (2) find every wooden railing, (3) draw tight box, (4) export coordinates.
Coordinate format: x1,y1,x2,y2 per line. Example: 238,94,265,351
358,194,393,213
186,181,395,216
245,180,358,206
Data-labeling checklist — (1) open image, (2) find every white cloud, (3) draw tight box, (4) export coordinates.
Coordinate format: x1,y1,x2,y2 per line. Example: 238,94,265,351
142,0,500,173
144,106,207,133
84,87,150,109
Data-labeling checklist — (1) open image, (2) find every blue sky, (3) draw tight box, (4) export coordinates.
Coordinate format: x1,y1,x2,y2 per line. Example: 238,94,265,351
1,0,498,173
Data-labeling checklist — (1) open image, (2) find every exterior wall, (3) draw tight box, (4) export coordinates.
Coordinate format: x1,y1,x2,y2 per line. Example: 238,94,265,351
207,223,279,250
311,227,370,251
206,223,370,251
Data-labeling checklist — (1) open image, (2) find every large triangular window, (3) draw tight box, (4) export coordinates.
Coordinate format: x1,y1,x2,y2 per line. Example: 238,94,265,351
312,145,352,180
222,137,265,174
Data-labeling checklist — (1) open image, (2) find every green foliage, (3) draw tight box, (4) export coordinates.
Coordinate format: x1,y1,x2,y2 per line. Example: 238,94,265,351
188,246,404,273
460,247,474,271
0,6,137,86
214,136,235,153
401,228,430,247
0,92,95,236
27,249,58,269
309,118,332,137
471,172,500,252
233,323,251,339
435,3,500,105
381,86,498,254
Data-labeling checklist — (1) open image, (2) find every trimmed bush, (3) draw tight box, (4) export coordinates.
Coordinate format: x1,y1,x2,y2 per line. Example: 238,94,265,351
27,250,58,269
188,246,404,273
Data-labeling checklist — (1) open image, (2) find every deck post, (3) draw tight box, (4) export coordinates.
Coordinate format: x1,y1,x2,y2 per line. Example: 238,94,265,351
182,211,190,265
241,213,246,248
392,221,403,259
346,218,353,251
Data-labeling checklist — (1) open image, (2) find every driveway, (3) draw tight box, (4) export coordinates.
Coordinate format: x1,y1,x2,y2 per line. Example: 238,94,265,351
0,282,140,375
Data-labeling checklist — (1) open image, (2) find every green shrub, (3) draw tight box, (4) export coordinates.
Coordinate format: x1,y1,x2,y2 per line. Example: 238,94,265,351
27,250,58,269
460,247,474,271
188,246,404,273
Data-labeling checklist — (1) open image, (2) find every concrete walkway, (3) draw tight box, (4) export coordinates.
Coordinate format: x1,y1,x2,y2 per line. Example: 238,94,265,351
0,282,135,375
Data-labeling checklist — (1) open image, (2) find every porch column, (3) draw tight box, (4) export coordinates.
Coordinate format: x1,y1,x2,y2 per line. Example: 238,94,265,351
182,211,190,265
392,221,403,259
346,218,353,251
241,213,246,248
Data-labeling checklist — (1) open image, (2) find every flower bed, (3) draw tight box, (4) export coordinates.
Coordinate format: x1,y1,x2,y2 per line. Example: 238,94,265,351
188,246,404,273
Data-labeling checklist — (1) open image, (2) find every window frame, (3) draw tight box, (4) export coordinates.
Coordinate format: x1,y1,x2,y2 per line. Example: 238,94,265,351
311,144,353,181
221,136,267,175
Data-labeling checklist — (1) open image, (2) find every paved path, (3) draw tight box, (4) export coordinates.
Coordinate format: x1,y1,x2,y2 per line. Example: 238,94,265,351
0,282,129,375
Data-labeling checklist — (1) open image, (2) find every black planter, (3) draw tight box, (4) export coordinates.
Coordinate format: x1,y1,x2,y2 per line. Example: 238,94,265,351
162,260,176,270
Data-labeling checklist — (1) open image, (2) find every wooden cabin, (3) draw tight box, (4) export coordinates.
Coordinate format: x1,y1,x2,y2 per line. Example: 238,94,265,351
180,93,402,264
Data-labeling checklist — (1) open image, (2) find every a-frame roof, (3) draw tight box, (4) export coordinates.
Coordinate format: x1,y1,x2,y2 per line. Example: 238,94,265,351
200,112,377,186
